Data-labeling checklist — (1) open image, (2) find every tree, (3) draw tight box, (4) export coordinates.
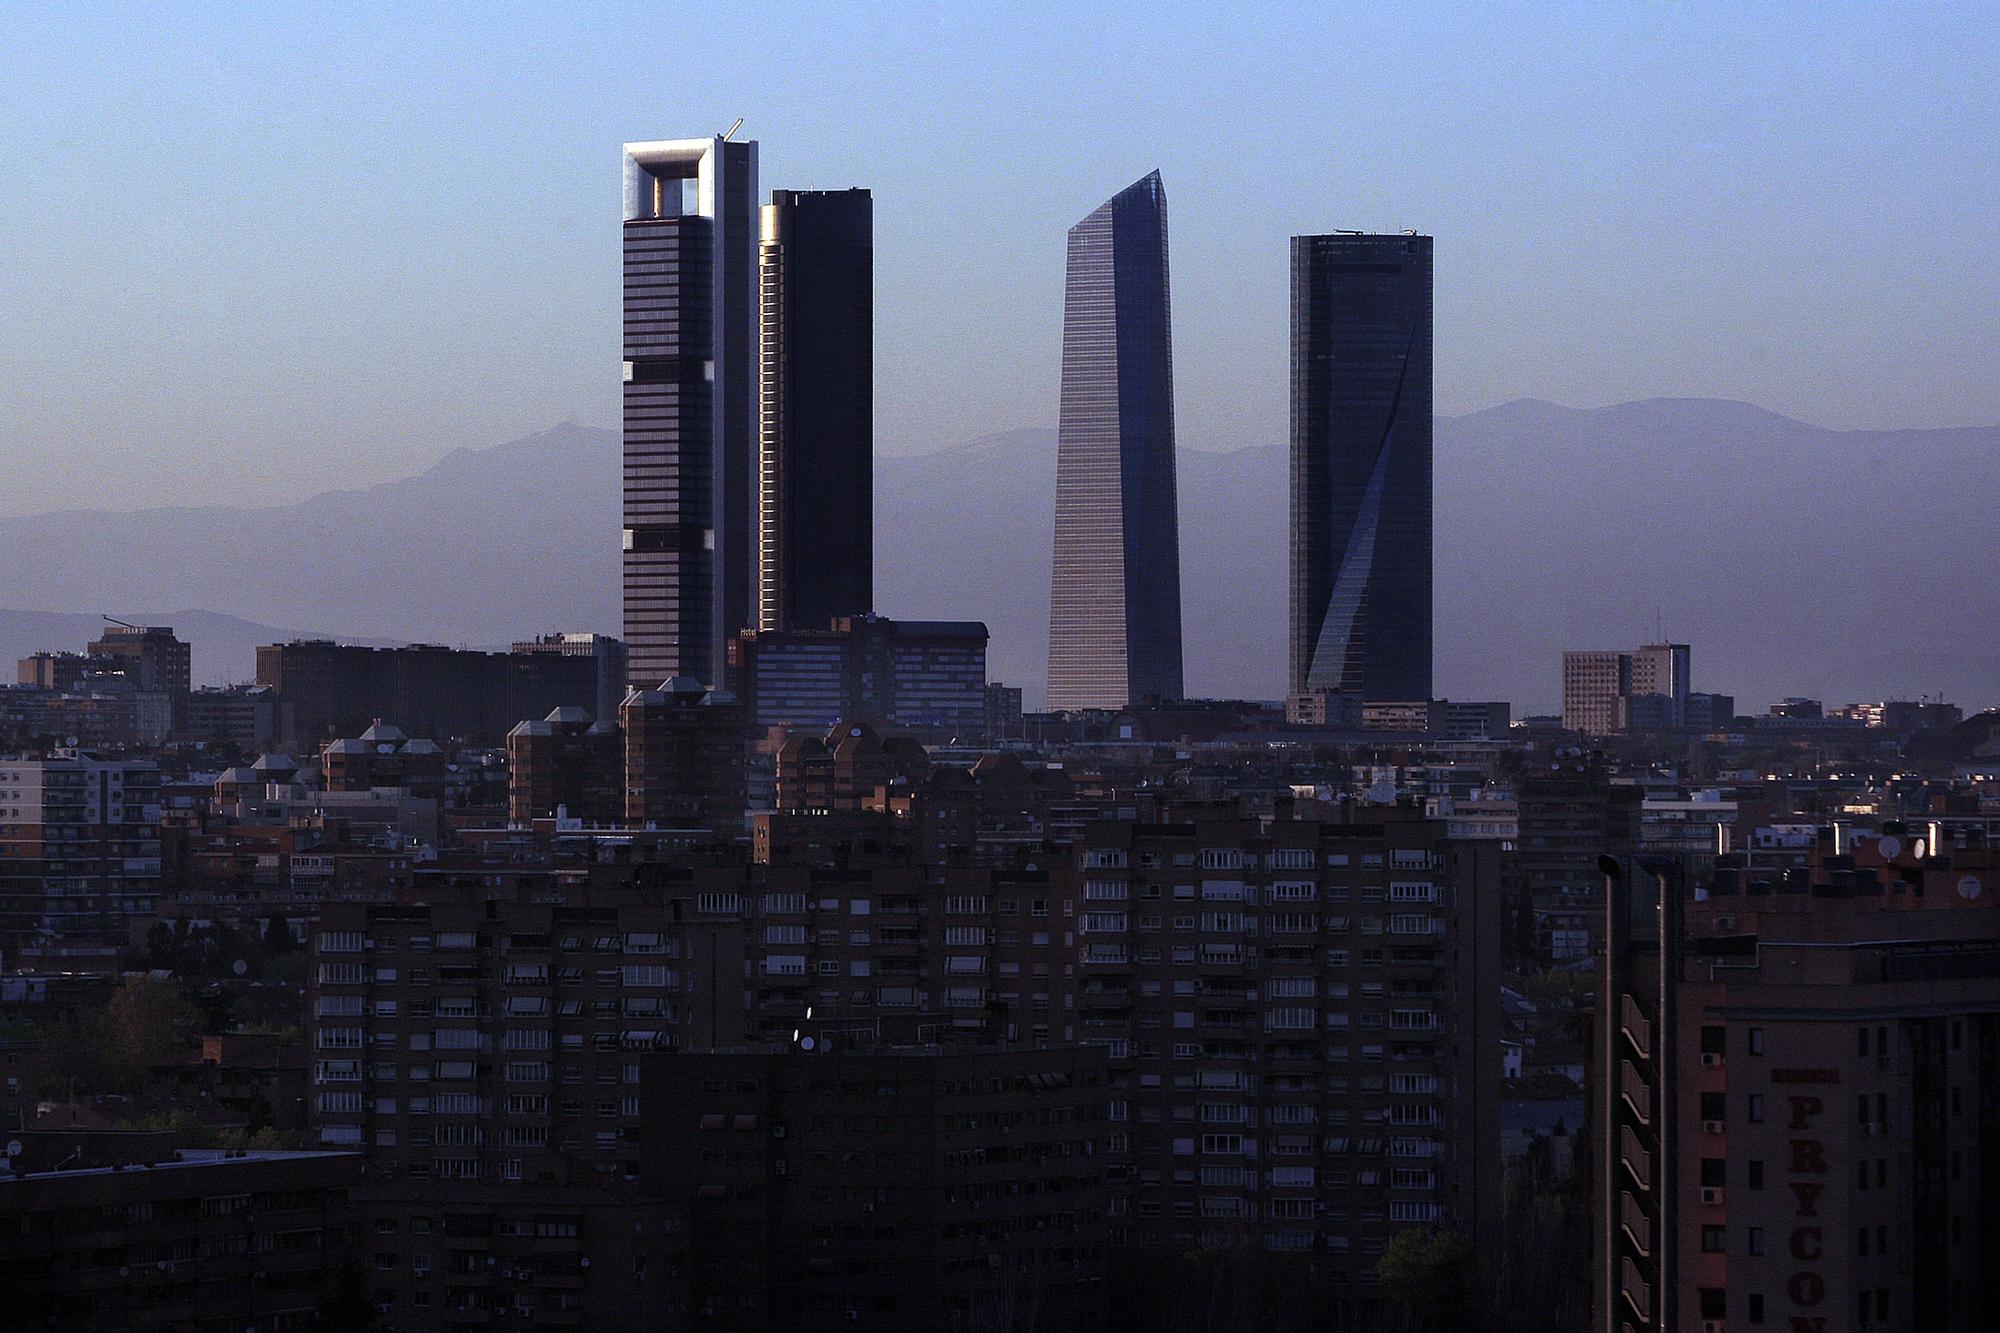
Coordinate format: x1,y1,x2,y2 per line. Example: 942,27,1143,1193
1378,1228,1475,1333
105,975,206,1069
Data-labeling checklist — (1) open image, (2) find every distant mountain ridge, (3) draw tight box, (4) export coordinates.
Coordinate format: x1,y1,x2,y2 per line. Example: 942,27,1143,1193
3,403,1996,710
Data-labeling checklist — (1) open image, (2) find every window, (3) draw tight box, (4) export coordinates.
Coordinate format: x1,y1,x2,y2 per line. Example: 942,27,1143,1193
1748,1026,1764,1055
1701,1225,1725,1253
1746,1226,1764,1255
1700,1025,1725,1056
1747,1159,1764,1190
1748,1093,1764,1123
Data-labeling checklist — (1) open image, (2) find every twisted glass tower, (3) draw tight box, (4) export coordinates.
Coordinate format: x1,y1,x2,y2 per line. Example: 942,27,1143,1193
1046,171,1184,711
1289,233,1433,702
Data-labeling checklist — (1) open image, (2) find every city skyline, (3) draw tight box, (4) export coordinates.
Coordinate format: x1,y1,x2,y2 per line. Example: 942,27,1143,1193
4,5,1998,516
1047,171,1184,711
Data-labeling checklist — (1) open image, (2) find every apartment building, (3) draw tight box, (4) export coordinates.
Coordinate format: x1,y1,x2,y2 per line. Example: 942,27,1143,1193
1070,808,1502,1320
0,752,162,960
1596,829,1999,1333
0,1135,360,1331
646,1044,1108,1331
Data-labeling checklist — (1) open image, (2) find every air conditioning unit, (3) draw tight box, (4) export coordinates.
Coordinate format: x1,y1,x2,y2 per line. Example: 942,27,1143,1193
1713,916,1736,931
1703,1120,1724,1135
1700,1187,1725,1205
1701,1053,1723,1067
1703,1321,1726,1333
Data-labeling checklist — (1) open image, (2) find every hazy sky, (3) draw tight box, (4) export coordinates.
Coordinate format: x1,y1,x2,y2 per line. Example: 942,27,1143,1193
2,2,1995,515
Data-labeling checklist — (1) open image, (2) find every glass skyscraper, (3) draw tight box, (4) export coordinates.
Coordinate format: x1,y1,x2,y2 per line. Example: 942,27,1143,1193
621,135,759,688
1289,232,1433,703
757,187,873,634
1046,171,1184,711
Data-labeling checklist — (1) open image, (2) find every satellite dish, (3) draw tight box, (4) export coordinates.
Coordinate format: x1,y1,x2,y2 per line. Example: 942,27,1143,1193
1912,839,1927,860
1960,875,1982,901
4,1140,21,1157
1879,835,1903,860
232,959,248,977
800,1036,816,1052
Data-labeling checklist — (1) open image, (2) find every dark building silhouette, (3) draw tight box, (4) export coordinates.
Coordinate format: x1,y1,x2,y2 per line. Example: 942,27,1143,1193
622,135,760,688
1289,232,1433,703
758,187,873,634
648,1044,1109,1332
254,640,597,743
0,1134,361,1331
1047,171,1184,711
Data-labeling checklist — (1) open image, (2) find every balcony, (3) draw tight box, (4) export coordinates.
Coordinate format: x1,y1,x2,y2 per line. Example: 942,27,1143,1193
1619,1125,1651,1191
1619,1257,1651,1322
1621,994,1651,1059
1619,1060,1652,1126
1619,1189,1651,1256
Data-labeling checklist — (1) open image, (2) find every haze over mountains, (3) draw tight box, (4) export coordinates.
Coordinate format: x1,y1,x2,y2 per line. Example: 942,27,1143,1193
3,399,1995,713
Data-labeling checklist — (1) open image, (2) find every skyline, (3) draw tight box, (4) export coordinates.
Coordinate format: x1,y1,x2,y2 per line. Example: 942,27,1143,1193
4,3,1999,515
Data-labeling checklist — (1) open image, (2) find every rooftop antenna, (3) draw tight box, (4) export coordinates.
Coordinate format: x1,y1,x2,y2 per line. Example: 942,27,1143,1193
721,117,745,142
103,615,139,629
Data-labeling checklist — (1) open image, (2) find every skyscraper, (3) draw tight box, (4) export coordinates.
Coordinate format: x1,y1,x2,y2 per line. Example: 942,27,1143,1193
1046,171,1184,711
758,187,873,633
622,135,759,687
1289,232,1433,703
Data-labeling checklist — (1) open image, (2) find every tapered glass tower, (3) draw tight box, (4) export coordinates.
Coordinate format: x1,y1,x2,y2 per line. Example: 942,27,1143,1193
621,135,759,687
1046,171,1184,711
1289,232,1433,702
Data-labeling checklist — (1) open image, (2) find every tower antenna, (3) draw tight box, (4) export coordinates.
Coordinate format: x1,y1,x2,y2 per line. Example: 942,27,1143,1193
721,117,745,142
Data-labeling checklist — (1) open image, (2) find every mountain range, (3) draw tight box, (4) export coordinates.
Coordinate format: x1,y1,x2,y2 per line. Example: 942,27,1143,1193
3,400,1995,713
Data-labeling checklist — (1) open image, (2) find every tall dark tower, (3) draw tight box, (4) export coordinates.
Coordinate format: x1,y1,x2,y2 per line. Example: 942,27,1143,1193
1046,171,1184,711
1289,232,1433,702
758,188,873,633
621,135,759,688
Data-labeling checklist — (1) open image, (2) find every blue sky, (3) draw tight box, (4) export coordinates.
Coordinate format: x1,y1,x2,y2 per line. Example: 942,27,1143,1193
1,1,1995,512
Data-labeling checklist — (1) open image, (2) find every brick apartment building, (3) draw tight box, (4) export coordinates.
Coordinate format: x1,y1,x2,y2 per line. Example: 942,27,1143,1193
307,807,1504,1328
1071,807,1503,1324
646,1044,1109,1330
0,1133,361,1331
1596,826,1999,1332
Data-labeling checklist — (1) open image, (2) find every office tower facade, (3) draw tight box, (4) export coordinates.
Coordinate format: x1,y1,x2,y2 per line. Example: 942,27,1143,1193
1289,233,1433,703
1047,171,1184,711
622,135,760,688
510,632,630,725
758,188,873,634
1563,642,1693,733
728,615,990,734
